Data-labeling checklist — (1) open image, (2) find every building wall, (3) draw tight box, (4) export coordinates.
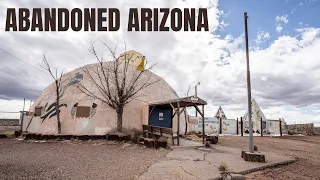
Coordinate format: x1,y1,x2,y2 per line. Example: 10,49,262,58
287,123,314,135
188,116,238,135
313,127,320,135
24,63,180,135
0,119,20,126
222,119,237,134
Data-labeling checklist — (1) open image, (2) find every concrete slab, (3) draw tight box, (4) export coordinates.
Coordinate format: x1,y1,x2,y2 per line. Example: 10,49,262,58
136,159,221,180
136,143,296,180
172,138,204,148
205,145,296,174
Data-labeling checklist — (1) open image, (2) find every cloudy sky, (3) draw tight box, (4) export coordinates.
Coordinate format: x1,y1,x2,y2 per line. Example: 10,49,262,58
0,0,320,126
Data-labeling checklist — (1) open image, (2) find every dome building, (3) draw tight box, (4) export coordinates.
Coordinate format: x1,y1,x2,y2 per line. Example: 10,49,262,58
22,51,185,135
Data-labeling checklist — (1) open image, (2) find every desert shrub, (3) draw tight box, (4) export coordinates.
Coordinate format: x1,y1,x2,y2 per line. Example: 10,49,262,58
205,141,211,147
218,162,228,171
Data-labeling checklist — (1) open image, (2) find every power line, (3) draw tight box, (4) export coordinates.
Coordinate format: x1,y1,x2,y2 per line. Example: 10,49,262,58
0,47,50,75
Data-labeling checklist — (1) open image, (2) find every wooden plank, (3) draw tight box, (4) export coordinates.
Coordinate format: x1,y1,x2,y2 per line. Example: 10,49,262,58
178,103,189,115
149,106,156,117
177,101,180,146
194,105,204,117
202,105,205,144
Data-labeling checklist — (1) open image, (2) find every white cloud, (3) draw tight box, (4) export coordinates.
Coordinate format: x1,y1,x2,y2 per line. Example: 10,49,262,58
255,30,271,44
0,0,320,126
275,14,288,33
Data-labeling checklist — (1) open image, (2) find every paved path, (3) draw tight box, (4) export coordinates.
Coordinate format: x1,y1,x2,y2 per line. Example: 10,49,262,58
136,140,295,180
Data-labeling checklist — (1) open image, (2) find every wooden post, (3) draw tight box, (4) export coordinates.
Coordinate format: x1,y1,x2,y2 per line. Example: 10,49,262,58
279,118,282,136
260,117,263,137
20,98,26,133
202,105,205,144
240,117,243,137
177,102,180,146
219,117,222,134
236,118,239,135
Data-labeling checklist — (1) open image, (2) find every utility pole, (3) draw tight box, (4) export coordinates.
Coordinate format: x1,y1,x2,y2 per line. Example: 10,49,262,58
244,12,254,153
195,82,200,117
20,98,26,133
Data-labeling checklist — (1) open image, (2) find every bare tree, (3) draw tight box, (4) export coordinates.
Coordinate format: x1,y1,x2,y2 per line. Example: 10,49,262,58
40,55,64,134
75,41,159,132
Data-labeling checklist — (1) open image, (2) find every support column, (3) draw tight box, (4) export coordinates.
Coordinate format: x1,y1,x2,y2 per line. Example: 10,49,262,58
219,117,222,134
202,105,205,144
177,102,180,146
241,117,243,137
279,118,282,136
260,117,263,137
236,118,239,135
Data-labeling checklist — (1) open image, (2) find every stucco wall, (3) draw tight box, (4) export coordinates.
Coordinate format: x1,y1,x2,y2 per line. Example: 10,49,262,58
25,61,181,135
287,123,314,135
313,127,320,135
0,119,19,126
188,116,238,135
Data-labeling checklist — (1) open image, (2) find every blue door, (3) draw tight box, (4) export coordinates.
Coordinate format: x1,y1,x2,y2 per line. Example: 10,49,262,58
149,106,172,128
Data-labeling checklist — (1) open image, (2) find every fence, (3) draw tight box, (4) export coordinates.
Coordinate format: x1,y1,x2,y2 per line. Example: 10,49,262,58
188,116,287,136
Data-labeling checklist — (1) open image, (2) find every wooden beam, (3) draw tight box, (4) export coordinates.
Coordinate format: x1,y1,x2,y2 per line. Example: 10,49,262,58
219,117,222,134
149,106,156,117
240,117,243,136
202,105,205,144
194,105,204,117
236,118,239,135
169,103,175,110
260,117,263,137
279,118,282,136
177,101,180,146
178,103,190,115
171,111,176,118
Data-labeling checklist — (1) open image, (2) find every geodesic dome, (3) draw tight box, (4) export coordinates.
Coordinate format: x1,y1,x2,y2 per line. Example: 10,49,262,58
23,51,181,135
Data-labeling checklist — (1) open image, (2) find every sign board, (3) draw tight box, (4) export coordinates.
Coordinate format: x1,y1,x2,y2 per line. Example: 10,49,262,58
159,112,163,120
190,97,198,102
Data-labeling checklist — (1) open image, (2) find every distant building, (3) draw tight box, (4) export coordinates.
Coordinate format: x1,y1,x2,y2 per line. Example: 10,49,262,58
242,99,286,135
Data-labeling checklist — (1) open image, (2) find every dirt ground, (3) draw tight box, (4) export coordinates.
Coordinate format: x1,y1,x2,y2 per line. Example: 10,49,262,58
218,135,320,180
0,139,168,180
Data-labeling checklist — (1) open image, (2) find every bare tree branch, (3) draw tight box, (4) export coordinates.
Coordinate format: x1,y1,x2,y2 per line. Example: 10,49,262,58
75,41,159,131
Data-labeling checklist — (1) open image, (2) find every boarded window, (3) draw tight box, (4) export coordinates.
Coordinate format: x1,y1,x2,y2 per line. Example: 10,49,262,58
76,106,91,118
34,107,42,116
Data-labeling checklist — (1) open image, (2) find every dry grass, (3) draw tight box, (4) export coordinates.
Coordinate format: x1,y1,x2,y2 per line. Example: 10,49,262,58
218,162,228,172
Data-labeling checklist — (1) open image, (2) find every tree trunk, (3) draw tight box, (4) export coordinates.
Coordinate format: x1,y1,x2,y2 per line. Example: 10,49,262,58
116,108,123,132
55,80,61,134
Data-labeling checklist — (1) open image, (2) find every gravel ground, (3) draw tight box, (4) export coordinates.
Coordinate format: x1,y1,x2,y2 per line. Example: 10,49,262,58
218,136,320,180
0,139,169,180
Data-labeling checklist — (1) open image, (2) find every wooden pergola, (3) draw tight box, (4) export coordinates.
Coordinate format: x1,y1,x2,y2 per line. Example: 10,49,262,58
148,96,207,145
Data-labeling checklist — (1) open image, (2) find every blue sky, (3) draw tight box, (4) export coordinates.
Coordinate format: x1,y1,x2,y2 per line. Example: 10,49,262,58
218,0,320,48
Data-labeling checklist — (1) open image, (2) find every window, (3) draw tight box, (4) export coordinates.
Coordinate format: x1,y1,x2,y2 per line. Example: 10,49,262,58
76,106,91,118
34,107,42,116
